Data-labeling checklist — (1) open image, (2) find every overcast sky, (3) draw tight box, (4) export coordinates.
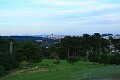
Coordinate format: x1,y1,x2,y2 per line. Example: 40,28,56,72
0,0,120,35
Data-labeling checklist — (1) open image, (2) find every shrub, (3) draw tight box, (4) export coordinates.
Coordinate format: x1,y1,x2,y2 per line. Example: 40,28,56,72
0,65,6,77
53,55,61,65
53,58,60,65
0,53,19,70
67,56,79,65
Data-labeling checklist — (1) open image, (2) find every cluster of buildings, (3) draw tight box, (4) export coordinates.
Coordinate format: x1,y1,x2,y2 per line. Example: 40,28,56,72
102,34,120,39
35,34,65,47
42,34,65,40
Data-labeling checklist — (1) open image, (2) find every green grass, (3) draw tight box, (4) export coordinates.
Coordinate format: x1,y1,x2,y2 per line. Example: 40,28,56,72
0,59,107,80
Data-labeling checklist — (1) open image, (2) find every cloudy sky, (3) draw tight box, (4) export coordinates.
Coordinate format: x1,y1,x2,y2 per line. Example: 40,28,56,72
0,0,120,35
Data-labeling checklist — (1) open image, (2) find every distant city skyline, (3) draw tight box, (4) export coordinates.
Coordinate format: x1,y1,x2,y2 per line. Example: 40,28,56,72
0,0,120,36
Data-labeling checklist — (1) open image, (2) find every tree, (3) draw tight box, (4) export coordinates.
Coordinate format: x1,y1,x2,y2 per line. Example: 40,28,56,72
60,36,73,59
110,39,120,53
113,39,120,53
22,40,43,64
100,38,110,53
91,33,102,53
60,36,81,59
82,34,92,61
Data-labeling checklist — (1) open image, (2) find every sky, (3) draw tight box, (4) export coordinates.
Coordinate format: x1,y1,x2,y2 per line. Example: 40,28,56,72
0,0,120,36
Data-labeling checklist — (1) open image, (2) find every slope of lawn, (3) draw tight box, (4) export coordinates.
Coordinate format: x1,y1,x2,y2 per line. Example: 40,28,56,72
0,59,106,80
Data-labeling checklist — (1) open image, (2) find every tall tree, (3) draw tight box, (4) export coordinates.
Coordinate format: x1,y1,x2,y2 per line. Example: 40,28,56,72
91,33,102,53
100,38,110,53
60,36,73,59
82,34,92,61
60,36,81,59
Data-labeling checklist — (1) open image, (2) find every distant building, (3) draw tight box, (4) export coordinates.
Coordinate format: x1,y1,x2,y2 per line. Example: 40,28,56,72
35,40,43,42
44,34,64,40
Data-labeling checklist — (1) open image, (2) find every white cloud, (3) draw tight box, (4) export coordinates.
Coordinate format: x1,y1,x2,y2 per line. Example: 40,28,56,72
33,0,100,6
54,12,120,27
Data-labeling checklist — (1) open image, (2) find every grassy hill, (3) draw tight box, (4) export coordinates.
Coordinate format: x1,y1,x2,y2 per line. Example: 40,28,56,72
0,59,119,80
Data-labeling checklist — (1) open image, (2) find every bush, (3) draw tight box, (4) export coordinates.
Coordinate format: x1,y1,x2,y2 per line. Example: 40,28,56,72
50,52,58,59
67,56,79,65
22,40,43,64
53,58,61,65
110,53,120,65
0,53,19,70
0,65,6,77
88,52,100,64
100,53,109,66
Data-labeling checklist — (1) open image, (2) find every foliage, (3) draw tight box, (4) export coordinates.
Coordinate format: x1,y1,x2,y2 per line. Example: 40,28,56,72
60,36,82,59
88,52,100,64
0,65,6,77
0,33,120,78
100,53,109,65
53,58,61,65
22,40,43,64
0,53,19,70
50,52,58,59
0,37,7,53
110,53,120,65
50,52,61,65
14,48,25,62
48,43,67,59
67,56,79,65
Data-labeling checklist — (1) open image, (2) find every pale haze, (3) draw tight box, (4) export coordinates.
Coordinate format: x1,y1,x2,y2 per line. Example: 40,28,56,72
0,0,120,35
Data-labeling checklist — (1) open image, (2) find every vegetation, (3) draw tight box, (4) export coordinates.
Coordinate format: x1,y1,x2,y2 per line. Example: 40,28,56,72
0,65,5,77
48,33,120,65
22,40,43,64
0,33,120,79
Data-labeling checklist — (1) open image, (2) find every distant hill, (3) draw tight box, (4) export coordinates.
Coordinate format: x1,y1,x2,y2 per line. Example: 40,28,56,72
2,36,59,47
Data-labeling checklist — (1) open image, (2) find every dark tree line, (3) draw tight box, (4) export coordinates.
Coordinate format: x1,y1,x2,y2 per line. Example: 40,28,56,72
48,33,120,65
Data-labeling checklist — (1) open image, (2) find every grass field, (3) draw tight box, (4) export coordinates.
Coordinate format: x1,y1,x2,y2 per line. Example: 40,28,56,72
0,59,117,80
